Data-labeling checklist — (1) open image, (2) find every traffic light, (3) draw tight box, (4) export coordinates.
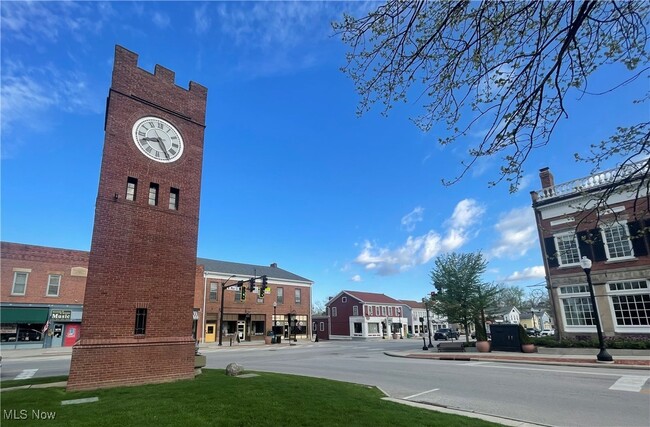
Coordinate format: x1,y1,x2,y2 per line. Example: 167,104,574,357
259,275,268,297
240,285,246,301
248,277,255,292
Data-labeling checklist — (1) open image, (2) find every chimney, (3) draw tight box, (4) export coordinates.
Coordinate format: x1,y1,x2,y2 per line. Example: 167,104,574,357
539,167,555,189
270,263,277,268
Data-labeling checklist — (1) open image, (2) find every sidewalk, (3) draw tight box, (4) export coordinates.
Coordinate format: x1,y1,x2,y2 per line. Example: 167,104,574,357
385,347,650,370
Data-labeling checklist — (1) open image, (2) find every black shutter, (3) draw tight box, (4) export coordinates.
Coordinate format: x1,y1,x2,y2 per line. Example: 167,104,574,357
544,237,559,268
577,231,593,261
590,229,608,262
628,221,648,257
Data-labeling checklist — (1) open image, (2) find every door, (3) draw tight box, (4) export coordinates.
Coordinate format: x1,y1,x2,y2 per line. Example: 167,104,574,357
63,324,81,347
51,323,64,347
205,323,216,342
237,321,245,340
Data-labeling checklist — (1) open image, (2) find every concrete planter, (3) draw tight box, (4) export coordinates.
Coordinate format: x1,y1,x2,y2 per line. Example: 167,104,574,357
195,354,206,368
521,344,537,353
476,341,491,353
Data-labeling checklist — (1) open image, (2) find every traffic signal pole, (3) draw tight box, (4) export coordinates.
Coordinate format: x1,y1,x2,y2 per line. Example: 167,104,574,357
218,275,268,346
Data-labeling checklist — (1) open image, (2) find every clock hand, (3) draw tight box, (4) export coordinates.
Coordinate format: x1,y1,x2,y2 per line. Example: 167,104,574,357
152,131,170,159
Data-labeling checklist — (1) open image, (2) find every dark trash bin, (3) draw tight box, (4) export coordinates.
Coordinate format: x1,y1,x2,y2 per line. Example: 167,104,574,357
490,324,522,352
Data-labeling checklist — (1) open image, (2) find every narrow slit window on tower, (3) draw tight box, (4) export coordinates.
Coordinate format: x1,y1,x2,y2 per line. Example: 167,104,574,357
126,177,138,201
148,183,159,206
134,308,147,335
169,187,179,210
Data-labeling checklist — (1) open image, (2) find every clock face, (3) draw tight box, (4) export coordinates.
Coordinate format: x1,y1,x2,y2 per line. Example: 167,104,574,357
132,117,184,163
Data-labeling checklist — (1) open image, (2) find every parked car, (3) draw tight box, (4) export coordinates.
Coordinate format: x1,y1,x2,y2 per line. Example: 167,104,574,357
526,328,540,337
434,328,460,340
540,329,555,336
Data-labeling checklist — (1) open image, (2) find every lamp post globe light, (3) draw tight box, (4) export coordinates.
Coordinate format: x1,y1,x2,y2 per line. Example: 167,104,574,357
579,256,614,363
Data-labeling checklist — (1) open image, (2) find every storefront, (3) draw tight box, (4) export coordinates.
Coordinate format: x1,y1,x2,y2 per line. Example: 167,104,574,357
0,307,49,349
0,306,83,349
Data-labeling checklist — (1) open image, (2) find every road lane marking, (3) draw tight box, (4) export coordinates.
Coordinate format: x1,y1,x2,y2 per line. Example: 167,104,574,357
462,361,491,366
404,388,440,400
609,376,649,392
14,369,38,380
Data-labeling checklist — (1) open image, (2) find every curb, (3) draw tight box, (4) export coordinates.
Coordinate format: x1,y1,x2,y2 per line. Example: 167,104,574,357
383,352,650,370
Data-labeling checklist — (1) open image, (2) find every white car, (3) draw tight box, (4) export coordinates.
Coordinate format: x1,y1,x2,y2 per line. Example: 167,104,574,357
540,329,555,336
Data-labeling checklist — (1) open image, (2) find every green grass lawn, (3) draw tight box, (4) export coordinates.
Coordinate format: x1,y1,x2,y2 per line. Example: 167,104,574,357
1,370,501,426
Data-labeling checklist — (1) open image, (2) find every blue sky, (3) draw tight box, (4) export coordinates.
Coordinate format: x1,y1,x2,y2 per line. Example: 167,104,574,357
2,1,648,306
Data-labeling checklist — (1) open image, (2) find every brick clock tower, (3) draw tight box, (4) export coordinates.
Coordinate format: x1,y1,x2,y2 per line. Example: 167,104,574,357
67,46,207,391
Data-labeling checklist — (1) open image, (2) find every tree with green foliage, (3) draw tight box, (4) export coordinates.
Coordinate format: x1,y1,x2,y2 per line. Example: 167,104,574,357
494,285,526,310
334,1,649,201
429,252,497,342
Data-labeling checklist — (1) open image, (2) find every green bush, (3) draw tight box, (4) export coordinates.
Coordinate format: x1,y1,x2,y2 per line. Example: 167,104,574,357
531,335,650,349
518,324,532,345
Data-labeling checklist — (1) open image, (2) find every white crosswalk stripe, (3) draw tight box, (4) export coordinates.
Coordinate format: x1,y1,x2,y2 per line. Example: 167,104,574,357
14,369,38,380
609,375,649,392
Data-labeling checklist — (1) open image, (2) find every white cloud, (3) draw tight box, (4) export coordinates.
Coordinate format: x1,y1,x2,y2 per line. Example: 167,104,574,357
354,199,485,276
490,206,537,259
152,12,170,29
194,4,211,34
401,207,424,232
447,198,485,229
505,266,546,282
351,274,362,282
1,61,101,134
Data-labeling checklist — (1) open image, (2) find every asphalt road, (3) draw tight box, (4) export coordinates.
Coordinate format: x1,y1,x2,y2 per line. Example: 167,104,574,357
202,340,650,427
2,339,649,427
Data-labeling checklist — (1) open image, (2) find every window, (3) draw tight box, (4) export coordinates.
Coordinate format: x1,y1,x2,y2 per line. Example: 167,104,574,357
608,280,650,327
169,187,179,210
277,287,284,304
148,183,159,206
388,307,393,316
126,177,137,201
332,307,338,317
134,308,147,335
368,306,373,315
601,223,634,260
353,323,362,334
209,282,218,301
353,306,358,316
46,274,61,297
295,288,301,304
559,285,595,327
555,233,581,266
319,322,325,331
12,272,28,295
342,296,347,303
381,306,386,316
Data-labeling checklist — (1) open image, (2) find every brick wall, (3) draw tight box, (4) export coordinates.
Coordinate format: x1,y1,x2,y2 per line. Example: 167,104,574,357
67,45,206,391
1,242,88,304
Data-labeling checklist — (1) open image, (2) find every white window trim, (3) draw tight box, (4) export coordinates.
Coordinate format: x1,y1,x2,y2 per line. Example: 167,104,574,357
554,232,582,267
332,307,337,317
558,284,597,333
600,222,635,262
342,296,347,303
352,306,358,316
11,271,28,295
46,274,61,297
606,279,650,333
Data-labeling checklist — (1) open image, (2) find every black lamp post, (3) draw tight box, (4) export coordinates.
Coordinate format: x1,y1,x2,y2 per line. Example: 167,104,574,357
273,302,277,327
580,256,613,363
422,298,433,348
